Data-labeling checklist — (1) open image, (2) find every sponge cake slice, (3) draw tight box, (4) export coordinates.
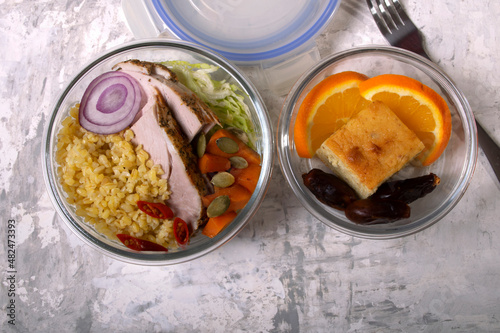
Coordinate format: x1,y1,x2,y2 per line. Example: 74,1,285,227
316,101,425,199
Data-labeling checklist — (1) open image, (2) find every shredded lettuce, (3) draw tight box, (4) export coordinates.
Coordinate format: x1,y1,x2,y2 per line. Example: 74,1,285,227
162,60,256,146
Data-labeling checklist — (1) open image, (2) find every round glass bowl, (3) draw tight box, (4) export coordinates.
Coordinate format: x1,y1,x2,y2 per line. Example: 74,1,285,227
277,46,477,239
42,39,274,265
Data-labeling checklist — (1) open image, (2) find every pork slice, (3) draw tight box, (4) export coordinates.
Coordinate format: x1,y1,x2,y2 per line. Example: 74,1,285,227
130,76,156,123
113,59,177,81
151,63,178,82
130,96,171,177
145,61,220,127
154,74,220,126
112,59,153,75
114,60,220,141
154,91,208,230
131,89,208,230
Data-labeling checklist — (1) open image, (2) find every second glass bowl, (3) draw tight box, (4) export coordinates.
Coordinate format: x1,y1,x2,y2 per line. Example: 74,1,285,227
277,46,477,239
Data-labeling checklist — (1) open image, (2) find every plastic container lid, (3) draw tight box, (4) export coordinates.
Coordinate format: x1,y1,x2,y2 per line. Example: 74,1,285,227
150,0,340,63
122,0,341,94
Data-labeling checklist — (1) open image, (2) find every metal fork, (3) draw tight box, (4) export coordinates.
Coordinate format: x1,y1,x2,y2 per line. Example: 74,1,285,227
367,0,500,182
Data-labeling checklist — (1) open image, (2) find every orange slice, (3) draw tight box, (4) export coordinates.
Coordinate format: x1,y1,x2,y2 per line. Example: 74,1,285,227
294,71,371,158
358,74,452,166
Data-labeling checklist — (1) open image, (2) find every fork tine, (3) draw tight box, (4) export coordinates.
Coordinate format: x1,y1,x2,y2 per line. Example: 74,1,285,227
366,0,392,36
367,0,432,60
376,0,399,32
383,0,405,28
390,0,413,27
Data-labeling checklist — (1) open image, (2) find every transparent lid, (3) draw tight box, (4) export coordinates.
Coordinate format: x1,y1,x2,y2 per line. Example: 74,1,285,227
150,0,341,63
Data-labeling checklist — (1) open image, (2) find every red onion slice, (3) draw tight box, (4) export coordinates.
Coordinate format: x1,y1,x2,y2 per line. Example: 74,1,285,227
79,71,143,134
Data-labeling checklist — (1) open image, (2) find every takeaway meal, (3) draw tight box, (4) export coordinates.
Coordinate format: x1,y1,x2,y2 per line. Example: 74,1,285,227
294,72,451,224
56,60,261,251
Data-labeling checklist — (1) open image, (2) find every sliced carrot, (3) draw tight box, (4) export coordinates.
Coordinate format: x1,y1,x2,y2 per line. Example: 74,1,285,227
202,211,237,238
198,153,231,174
230,164,262,193
202,184,252,212
206,129,261,165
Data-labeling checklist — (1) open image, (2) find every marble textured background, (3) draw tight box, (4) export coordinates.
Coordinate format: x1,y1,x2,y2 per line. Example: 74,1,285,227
1,0,500,332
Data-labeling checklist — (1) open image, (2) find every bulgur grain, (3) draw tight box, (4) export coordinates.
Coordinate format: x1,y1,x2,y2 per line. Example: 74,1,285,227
55,104,177,249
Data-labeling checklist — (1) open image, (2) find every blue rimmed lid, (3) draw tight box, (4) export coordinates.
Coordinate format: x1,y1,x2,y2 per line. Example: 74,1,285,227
151,0,341,63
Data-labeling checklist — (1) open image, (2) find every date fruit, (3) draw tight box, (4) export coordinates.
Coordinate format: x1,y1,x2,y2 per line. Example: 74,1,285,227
345,199,411,224
370,173,440,204
302,169,358,210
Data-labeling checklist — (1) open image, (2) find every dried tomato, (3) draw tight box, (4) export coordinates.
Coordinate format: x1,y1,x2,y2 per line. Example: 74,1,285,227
116,234,168,252
173,217,190,246
137,201,174,219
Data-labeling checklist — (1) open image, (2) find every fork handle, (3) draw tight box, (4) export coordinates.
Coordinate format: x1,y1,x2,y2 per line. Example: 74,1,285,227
397,30,431,60
476,121,500,181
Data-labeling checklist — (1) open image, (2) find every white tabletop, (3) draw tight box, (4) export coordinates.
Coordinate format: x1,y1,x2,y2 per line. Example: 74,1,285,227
1,0,500,332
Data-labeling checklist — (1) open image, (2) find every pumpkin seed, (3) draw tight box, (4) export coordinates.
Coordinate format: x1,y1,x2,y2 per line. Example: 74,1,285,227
196,133,206,158
207,195,230,217
227,127,249,145
211,172,235,188
229,156,248,169
216,137,239,154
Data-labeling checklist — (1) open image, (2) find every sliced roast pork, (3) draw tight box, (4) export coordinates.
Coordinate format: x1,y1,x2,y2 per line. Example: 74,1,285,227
130,92,172,177
113,59,177,81
113,59,219,142
131,88,208,229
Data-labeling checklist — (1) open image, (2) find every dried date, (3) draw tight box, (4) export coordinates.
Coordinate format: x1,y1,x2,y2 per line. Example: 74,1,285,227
302,169,358,210
345,199,411,225
370,173,440,204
